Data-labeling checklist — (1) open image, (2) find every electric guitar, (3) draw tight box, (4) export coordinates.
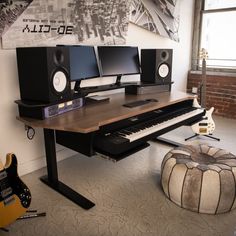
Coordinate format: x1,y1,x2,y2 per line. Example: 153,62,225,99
0,153,31,228
191,48,216,135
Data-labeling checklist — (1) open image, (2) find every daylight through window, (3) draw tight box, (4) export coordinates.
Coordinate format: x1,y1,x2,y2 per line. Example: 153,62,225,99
196,0,236,70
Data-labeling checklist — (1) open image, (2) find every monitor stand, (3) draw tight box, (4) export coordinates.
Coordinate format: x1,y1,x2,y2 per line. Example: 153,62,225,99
73,75,138,97
74,76,122,92
74,80,82,92
115,75,122,86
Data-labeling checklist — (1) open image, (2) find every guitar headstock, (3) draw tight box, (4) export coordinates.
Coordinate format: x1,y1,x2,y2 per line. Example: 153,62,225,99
199,48,208,61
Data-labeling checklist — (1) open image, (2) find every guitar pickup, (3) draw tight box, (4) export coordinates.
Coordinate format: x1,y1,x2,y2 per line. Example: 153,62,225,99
3,195,15,206
1,187,13,198
199,123,208,126
0,171,7,181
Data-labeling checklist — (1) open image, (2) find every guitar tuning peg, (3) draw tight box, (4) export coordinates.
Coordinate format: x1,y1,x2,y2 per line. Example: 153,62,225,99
199,48,209,60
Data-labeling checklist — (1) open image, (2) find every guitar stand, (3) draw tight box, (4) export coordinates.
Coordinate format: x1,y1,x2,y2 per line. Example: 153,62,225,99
185,133,220,141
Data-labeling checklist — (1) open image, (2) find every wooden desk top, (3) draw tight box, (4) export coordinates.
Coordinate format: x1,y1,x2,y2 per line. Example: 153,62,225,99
16,91,196,133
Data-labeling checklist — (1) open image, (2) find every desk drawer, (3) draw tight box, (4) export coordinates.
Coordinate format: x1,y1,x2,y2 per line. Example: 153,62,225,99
56,131,95,157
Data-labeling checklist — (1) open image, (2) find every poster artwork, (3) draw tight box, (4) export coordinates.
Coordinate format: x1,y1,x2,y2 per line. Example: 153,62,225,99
2,0,130,49
0,0,32,37
130,0,180,42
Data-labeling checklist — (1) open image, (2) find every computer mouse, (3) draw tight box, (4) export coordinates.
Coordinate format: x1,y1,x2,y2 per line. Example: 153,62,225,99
145,98,158,102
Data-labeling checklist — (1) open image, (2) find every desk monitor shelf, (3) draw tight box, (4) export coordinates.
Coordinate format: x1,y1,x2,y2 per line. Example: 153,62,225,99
75,82,138,96
125,82,173,95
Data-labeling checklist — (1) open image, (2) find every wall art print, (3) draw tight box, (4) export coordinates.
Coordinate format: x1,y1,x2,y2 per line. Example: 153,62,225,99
1,0,130,49
129,0,180,42
0,0,33,37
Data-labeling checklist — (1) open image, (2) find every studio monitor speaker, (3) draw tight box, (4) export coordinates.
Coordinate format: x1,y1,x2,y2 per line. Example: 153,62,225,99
16,46,71,103
141,49,173,84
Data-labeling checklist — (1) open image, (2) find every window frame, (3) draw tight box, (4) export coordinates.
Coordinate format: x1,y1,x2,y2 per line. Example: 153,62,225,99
191,0,236,73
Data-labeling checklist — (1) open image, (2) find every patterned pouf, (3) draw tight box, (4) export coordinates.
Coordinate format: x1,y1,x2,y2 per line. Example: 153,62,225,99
161,144,236,214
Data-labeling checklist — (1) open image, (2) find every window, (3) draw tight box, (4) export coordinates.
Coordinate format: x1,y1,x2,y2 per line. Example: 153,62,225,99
192,0,236,71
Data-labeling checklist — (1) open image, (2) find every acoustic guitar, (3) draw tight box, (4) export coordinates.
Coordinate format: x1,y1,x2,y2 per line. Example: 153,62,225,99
191,48,216,135
0,153,31,228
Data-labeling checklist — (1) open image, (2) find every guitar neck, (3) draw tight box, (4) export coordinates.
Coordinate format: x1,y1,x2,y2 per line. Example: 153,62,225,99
200,58,206,108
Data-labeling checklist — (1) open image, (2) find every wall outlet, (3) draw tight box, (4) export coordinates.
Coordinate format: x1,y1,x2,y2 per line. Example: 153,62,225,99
192,87,198,94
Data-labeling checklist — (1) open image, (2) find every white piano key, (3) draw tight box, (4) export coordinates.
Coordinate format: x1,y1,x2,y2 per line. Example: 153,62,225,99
122,109,204,142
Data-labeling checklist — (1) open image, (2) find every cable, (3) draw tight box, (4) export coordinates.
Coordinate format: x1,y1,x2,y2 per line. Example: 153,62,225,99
26,126,35,140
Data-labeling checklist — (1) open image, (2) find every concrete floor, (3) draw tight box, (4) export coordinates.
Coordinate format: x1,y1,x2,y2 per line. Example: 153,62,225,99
3,115,236,236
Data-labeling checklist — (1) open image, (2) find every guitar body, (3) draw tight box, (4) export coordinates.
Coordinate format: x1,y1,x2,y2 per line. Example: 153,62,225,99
191,107,215,135
190,49,216,137
0,153,31,228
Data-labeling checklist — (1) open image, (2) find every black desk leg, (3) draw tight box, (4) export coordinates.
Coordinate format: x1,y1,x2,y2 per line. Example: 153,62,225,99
40,128,95,210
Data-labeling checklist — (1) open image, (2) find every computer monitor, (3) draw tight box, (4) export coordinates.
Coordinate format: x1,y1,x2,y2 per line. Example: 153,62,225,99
67,45,100,88
97,46,140,85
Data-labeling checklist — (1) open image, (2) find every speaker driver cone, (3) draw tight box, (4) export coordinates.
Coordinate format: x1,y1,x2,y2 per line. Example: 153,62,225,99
52,71,68,93
158,63,169,78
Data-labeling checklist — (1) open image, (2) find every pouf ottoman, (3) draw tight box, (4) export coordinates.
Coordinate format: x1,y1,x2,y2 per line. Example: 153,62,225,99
161,144,236,214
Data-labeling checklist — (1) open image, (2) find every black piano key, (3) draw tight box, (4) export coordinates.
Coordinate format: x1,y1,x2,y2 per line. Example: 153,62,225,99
117,132,127,137
122,130,133,134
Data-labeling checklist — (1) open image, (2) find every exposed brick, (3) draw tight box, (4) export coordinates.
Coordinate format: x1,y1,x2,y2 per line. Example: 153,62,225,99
187,72,236,119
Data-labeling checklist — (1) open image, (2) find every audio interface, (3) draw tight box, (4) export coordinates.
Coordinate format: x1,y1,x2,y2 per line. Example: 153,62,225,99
16,97,84,120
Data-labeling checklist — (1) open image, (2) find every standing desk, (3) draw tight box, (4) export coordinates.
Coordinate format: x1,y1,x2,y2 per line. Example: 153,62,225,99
16,91,196,209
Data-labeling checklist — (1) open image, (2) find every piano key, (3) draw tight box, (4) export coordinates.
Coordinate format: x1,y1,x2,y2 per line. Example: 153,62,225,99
94,100,206,157
119,108,204,142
